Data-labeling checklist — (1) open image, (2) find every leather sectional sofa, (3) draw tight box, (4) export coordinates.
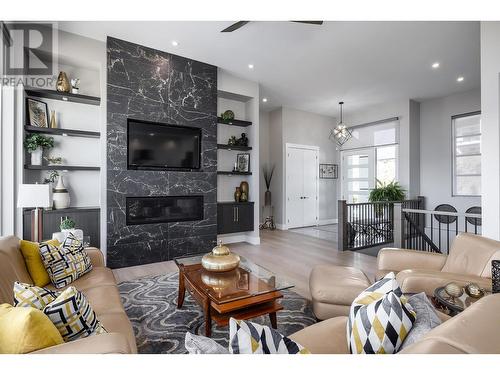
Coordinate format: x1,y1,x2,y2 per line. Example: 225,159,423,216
0,235,137,354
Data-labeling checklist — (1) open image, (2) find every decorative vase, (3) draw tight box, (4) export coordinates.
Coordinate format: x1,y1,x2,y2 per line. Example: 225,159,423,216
56,72,71,93
264,190,272,206
201,241,241,272
31,147,43,165
240,181,249,202
49,110,57,128
53,175,70,209
234,187,241,202
61,228,83,241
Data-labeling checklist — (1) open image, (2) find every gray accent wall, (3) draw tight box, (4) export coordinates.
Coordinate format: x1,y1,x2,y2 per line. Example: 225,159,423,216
106,37,218,268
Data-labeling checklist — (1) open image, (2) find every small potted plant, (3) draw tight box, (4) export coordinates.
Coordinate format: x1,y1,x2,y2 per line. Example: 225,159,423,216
369,180,406,217
60,217,76,233
24,133,54,166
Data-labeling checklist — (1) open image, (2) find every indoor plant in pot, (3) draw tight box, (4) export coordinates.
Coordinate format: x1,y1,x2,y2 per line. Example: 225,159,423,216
24,133,54,166
368,180,406,216
59,217,83,241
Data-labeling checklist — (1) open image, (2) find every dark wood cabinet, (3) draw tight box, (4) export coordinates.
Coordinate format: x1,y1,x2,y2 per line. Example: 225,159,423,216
217,202,254,234
23,207,100,247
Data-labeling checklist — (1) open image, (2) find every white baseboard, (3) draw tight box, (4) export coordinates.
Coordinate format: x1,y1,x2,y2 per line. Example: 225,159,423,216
276,223,287,230
318,219,338,225
217,234,260,245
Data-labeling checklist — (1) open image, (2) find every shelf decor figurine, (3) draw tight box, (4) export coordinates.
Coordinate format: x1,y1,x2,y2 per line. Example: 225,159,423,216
221,110,235,122
239,181,249,202
24,133,54,166
70,78,80,94
234,186,241,202
52,175,70,209
263,165,275,206
201,240,240,272
49,110,57,128
236,133,249,147
228,136,237,146
56,71,71,93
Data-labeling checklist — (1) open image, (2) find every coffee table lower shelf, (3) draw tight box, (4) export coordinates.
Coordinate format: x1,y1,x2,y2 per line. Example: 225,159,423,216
211,301,283,327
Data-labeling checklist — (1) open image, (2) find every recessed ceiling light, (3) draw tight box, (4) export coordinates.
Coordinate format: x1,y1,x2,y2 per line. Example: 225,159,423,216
262,98,268,103
432,62,440,69
171,41,179,47
457,76,464,82
248,64,254,69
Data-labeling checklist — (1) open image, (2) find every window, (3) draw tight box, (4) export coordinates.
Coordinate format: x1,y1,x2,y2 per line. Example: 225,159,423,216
452,112,481,196
376,145,398,185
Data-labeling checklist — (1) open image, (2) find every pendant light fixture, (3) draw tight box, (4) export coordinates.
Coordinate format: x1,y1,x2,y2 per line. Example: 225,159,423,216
329,101,353,147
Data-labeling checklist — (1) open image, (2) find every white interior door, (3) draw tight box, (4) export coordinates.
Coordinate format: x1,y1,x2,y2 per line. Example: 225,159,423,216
302,148,318,226
286,144,319,229
341,148,375,203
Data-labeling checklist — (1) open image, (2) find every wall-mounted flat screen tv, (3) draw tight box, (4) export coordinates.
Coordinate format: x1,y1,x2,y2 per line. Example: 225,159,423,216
127,119,202,171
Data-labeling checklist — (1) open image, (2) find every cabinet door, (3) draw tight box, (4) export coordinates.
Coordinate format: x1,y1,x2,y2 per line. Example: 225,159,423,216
235,204,254,232
217,204,237,234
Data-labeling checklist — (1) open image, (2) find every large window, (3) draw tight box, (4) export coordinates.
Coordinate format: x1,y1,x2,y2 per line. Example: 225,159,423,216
452,112,481,196
376,145,398,185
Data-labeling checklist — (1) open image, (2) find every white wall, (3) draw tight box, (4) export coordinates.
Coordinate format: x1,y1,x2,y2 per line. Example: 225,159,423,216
268,108,284,226
259,111,270,222
420,89,481,213
480,22,500,240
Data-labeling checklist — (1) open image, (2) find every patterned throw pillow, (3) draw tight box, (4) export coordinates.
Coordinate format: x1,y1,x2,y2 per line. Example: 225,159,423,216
347,272,416,354
43,286,106,342
185,332,229,354
229,318,310,354
39,233,92,289
13,282,59,310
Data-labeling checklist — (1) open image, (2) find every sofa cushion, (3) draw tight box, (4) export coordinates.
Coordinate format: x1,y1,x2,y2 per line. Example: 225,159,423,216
39,234,92,289
229,318,310,354
442,232,500,277
13,282,59,310
19,239,59,287
43,286,106,342
0,303,64,353
399,293,441,351
347,272,416,354
98,312,137,353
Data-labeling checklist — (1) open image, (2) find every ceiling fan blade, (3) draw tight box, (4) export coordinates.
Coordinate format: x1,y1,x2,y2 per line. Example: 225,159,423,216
291,21,324,25
221,21,250,33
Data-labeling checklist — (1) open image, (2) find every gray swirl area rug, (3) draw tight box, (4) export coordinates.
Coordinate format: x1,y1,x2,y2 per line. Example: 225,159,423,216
118,273,317,354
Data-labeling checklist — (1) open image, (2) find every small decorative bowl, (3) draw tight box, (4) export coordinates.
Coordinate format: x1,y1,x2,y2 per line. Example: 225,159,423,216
464,283,484,298
444,282,464,298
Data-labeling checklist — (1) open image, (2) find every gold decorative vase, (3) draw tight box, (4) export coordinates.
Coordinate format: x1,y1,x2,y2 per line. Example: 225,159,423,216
201,240,240,272
56,72,71,93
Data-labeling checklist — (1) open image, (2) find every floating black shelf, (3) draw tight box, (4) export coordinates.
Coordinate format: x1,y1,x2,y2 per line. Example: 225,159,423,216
217,171,252,176
217,117,252,127
24,165,100,171
217,144,252,151
23,206,100,213
25,87,101,106
217,201,255,205
24,126,100,138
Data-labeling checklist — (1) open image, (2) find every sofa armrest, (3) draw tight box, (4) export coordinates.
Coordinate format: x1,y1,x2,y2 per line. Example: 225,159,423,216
377,248,447,273
85,247,105,267
32,333,131,354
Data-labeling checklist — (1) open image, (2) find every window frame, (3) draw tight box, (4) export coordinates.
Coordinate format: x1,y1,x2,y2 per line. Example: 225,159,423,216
451,110,481,197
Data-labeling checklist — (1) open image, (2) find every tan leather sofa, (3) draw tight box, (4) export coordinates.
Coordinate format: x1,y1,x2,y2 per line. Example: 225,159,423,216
310,233,500,320
378,232,500,296
290,293,500,354
0,235,137,354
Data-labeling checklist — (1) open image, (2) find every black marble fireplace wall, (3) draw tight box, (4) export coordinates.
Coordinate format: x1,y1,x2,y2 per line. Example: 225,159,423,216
106,37,217,268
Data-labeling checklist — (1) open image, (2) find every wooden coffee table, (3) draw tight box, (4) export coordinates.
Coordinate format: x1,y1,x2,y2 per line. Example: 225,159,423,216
175,255,293,337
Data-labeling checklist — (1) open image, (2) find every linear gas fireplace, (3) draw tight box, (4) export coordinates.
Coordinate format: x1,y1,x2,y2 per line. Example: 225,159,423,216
126,195,204,225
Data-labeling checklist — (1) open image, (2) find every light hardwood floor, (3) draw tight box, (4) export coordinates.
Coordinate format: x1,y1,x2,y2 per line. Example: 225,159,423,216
112,229,378,299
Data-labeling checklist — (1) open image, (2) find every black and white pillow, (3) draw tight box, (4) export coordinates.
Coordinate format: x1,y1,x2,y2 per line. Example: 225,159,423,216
229,318,310,354
13,281,60,310
39,233,92,289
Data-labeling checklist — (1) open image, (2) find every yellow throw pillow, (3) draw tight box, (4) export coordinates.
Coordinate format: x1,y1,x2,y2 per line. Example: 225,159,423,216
19,239,60,287
0,303,64,354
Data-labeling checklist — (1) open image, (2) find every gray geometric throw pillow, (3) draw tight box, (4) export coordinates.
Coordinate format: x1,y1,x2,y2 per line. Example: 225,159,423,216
185,332,228,354
399,292,442,351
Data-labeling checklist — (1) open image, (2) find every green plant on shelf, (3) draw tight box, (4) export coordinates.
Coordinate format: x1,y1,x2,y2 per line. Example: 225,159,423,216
24,133,54,153
60,217,76,230
43,170,59,184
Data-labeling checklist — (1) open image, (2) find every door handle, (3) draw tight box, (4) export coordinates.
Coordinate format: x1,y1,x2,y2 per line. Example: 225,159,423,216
236,207,239,222
233,207,236,222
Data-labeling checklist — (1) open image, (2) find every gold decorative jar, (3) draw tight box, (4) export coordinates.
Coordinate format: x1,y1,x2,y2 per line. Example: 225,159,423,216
201,240,240,272
444,282,463,300
56,72,71,93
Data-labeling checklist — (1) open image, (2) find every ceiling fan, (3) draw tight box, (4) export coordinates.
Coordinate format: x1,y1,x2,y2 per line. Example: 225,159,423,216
221,21,323,33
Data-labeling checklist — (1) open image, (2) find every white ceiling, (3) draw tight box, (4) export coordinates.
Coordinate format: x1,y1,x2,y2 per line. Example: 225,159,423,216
58,21,480,116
